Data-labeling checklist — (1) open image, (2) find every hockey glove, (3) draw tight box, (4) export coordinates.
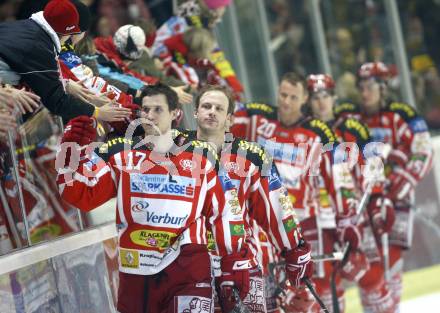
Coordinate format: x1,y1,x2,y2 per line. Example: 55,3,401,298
336,214,362,250
109,100,140,136
284,239,313,288
218,250,252,301
387,170,417,202
367,195,395,237
59,116,96,168
61,116,96,146
340,249,369,282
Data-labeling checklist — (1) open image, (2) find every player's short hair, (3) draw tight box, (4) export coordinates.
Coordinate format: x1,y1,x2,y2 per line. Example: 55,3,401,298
139,83,179,111
280,72,308,94
194,85,235,115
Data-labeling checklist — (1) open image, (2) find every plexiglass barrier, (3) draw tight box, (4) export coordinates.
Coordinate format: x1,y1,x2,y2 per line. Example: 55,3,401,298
0,223,118,313
0,108,117,257
0,110,79,255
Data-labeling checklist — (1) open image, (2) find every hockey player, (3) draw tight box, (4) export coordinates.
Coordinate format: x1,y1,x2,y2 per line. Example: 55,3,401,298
333,62,433,313
174,84,313,312
231,73,361,312
307,73,390,312
56,83,248,313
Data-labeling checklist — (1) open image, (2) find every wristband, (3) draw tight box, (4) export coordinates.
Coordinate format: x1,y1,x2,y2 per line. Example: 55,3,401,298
93,107,99,119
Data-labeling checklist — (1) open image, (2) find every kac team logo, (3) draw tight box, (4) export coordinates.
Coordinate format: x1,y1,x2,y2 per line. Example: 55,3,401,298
180,159,195,171
223,162,239,172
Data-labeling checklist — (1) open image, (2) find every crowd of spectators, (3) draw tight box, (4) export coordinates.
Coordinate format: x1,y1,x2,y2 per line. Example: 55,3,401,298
263,0,440,129
0,0,242,254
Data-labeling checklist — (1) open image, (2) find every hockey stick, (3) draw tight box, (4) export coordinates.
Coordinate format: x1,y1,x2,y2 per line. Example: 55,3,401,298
353,180,374,225
230,288,250,313
330,243,351,313
312,247,347,262
303,277,330,313
330,180,375,313
275,249,346,267
381,202,390,282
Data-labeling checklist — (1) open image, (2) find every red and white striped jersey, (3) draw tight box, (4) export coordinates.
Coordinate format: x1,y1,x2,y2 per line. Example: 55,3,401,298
231,102,358,228
57,136,242,276
335,101,433,187
175,131,303,251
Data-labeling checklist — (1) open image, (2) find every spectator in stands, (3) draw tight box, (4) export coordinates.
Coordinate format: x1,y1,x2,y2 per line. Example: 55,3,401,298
0,0,131,123
176,0,231,28
94,24,193,104
89,0,151,36
154,0,244,98
155,27,216,88
131,18,187,88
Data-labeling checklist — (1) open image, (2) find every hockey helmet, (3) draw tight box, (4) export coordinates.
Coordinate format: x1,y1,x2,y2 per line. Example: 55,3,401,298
306,74,336,94
357,62,390,83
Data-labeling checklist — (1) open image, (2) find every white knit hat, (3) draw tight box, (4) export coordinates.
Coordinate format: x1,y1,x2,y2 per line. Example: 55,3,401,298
113,24,146,60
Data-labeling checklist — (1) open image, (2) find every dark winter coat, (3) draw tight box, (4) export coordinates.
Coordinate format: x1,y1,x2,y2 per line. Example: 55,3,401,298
0,12,94,122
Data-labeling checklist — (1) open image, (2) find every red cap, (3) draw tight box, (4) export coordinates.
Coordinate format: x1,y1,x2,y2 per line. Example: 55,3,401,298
306,74,335,93
44,0,81,35
357,62,390,81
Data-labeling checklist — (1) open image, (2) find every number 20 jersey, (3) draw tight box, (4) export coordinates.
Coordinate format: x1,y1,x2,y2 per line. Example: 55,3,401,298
231,102,358,227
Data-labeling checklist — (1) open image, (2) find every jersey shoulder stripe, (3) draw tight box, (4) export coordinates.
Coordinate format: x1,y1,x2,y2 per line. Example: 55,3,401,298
232,138,271,168
304,119,336,145
183,139,220,169
334,102,360,116
173,128,196,144
387,101,418,121
339,117,371,145
95,136,136,161
240,102,278,119
387,102,428,133
172,130,220,170
172,128,188,139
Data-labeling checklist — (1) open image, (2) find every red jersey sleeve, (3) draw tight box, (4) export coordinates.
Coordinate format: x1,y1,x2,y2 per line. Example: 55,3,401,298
56,146,118,212
205,159,245,256
250,162,303,252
